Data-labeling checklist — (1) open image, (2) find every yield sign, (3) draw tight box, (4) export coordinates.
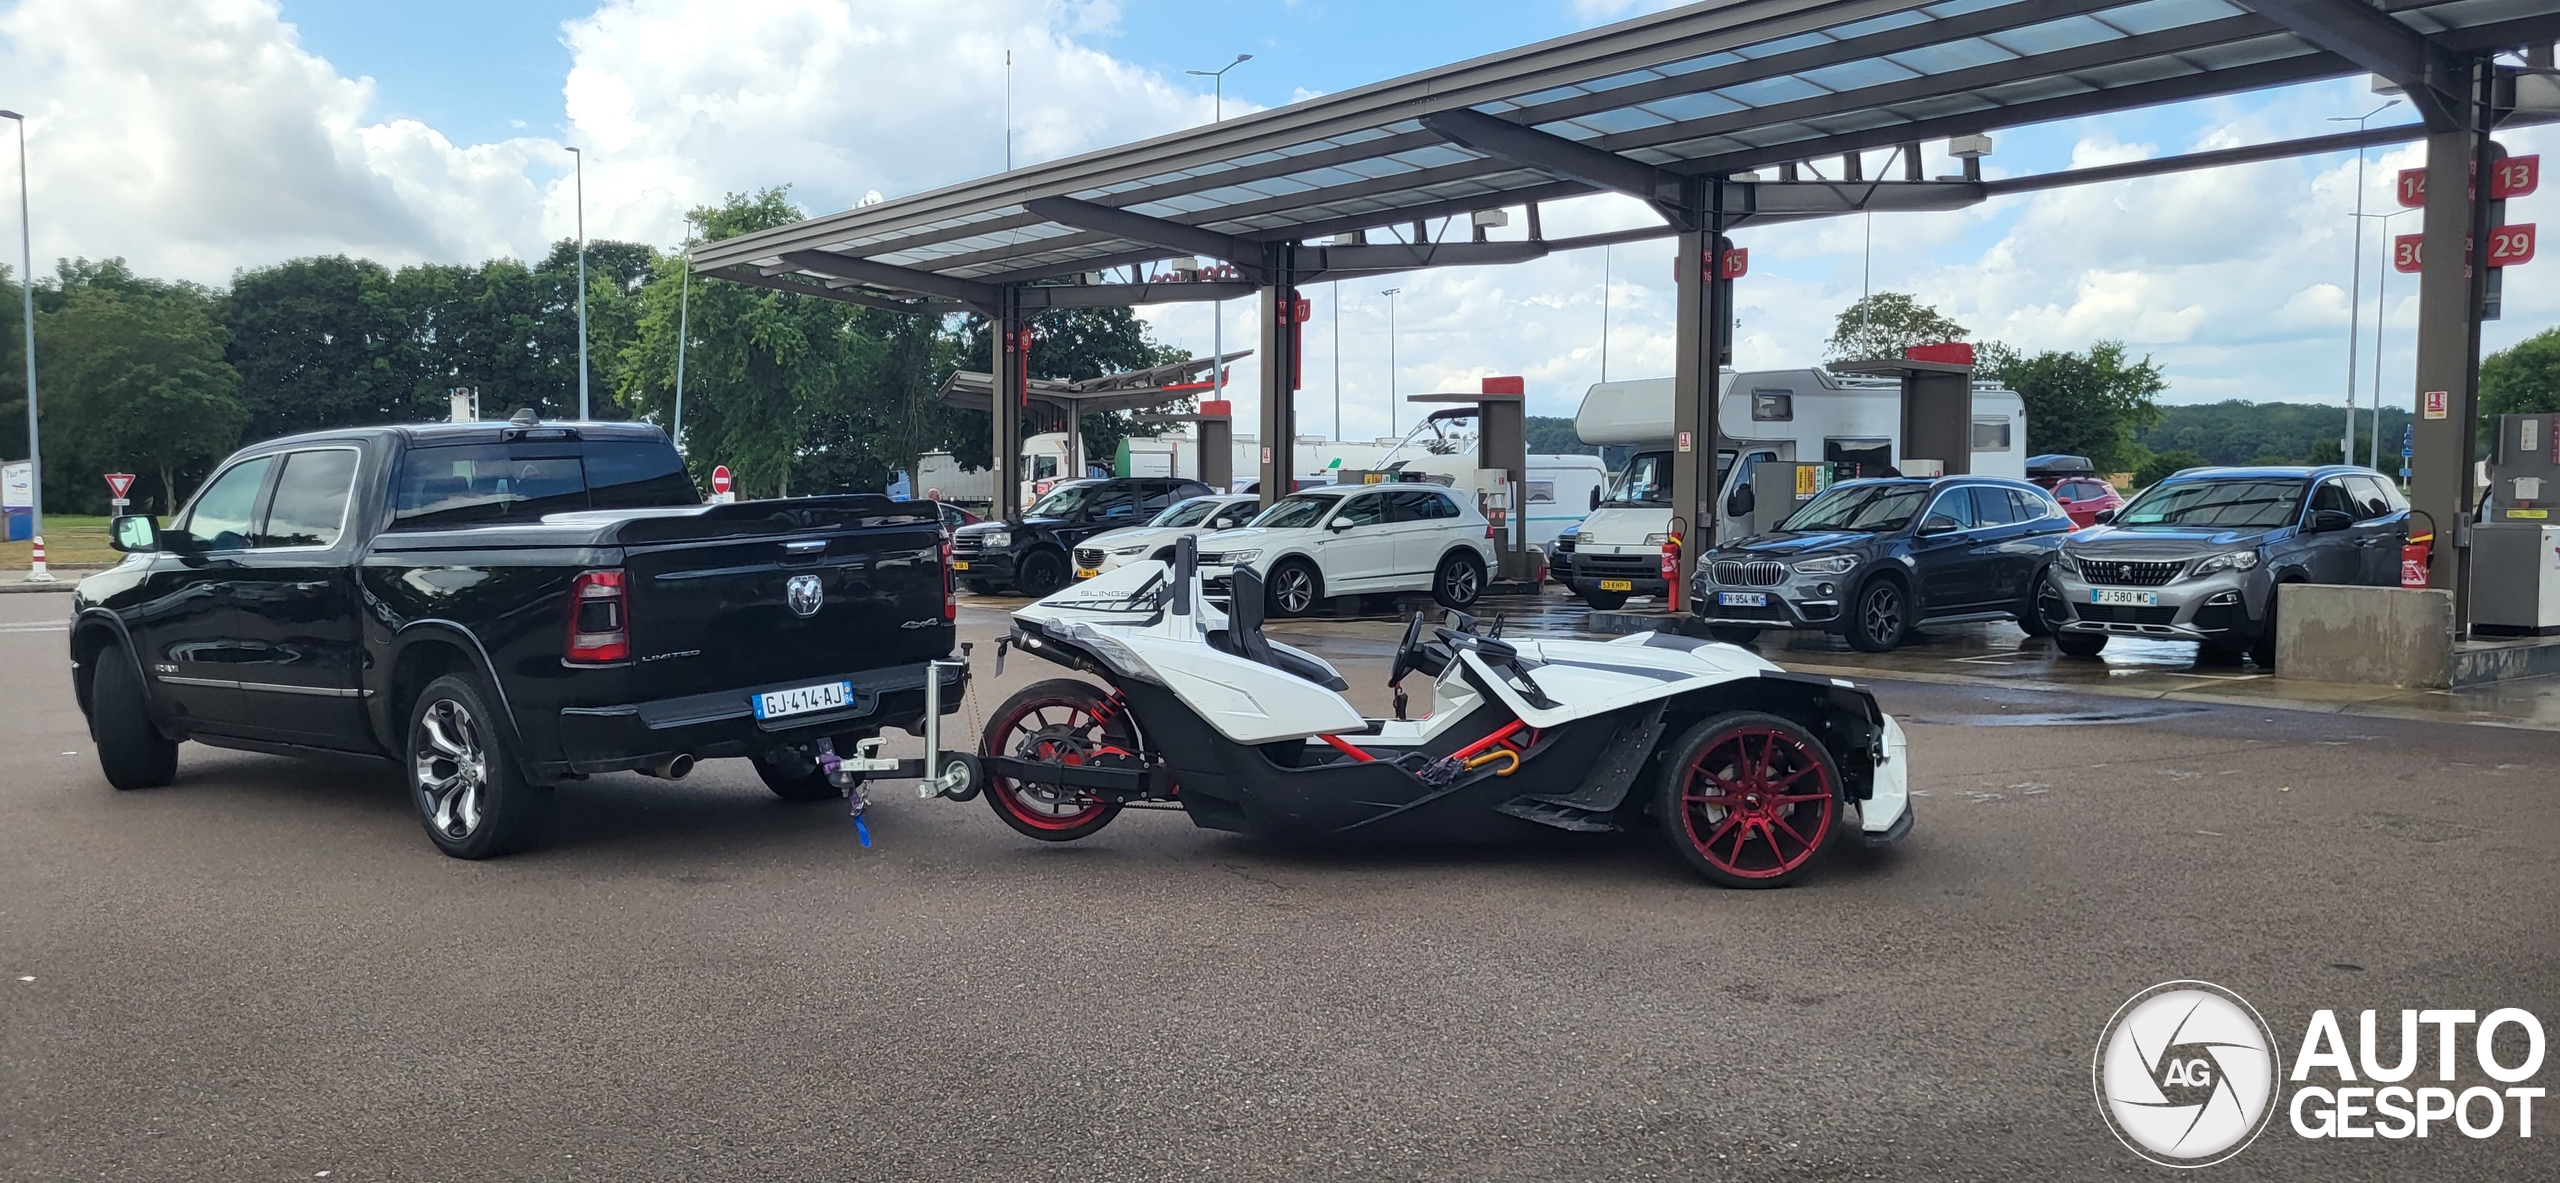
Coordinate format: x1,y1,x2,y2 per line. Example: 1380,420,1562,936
104,472,136,500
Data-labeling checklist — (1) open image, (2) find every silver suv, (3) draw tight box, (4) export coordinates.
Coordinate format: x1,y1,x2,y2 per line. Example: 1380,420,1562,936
2047,466,2409,668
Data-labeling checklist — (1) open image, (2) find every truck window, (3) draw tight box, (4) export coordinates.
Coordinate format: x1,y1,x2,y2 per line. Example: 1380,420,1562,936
1825,438,1892,478
1972,417,2013,451
179,456,276,551
1602,452,1674,508
1032,455,1059,481
1750,390,1793,421
1526,480,1555,504
392,441,697,530
256,448,360,548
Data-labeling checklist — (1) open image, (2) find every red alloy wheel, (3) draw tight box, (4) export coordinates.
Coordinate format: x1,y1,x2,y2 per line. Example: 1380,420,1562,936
1673,722,1837,885
979,681,1131,841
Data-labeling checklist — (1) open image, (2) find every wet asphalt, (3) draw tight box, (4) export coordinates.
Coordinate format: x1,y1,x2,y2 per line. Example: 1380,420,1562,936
1,590,2553,1181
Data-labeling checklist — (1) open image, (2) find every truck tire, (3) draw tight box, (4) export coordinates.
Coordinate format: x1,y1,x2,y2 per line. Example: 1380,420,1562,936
1267,558,1323,617
1578,588,1630,611
1016,550,1068,597
406,673,552,859
755,756,848,803
1844,576,1909,652
91,641,178,790
1431,551,1486,609
1656,711,1839,889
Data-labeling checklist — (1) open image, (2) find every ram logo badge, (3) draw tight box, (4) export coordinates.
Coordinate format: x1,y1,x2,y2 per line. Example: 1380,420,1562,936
786,574,825,618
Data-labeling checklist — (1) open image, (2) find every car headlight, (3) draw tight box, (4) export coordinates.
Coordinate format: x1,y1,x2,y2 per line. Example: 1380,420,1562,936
2053,551,2079,576
1109,544,1149,555
2192,550,2260,576
981,532,1012,549
1642,532,1671,546
1792,554,1859,576
1217,549,1260,565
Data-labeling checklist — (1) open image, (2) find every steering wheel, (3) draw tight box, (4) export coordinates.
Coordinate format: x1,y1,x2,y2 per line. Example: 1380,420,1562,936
1389,611,1431,689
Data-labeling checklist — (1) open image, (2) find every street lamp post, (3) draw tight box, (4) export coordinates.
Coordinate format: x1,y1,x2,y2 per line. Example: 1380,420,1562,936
1187,54,1251,411
566,145,590,420
2366,206,2416,472
1,109,46,581
2328,100,2399,462
1381,288,1401,438
673,215,693,452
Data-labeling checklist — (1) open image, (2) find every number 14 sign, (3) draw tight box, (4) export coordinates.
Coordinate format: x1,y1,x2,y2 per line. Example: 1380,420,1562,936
2398,155,2540,206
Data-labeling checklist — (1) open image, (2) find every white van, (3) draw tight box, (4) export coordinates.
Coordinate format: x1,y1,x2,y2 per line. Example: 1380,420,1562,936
1565,368,2028,609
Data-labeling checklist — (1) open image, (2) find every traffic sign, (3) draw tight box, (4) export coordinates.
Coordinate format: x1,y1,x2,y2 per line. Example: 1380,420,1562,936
103,473,135,500
2396,154,2539,207
710,465,732,495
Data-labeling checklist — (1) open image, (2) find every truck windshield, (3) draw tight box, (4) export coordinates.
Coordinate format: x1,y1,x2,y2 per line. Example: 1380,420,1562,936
1252,492,1345,529
2113,478,2307,530
1027,482,1101,517
1153,497,1226,528
1602,453,1672,507
392,440,698,530
1780,483,1930,532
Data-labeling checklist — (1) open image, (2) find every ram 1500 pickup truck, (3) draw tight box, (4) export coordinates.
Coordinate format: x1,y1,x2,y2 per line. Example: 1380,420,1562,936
69,417,962,858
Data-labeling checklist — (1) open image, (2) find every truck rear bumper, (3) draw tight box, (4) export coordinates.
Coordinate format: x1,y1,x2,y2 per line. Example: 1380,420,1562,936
550,661,967,778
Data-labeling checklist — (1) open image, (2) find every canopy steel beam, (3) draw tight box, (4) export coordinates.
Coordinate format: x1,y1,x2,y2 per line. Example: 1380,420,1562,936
1020,281,1260,308
2238,1,2465,129
780,249,1000,307
1420,108,1684,226
715,268,956,314
1022,196,1265,276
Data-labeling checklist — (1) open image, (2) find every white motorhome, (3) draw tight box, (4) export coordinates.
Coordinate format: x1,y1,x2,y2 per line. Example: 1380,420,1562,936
1565,368,2028,608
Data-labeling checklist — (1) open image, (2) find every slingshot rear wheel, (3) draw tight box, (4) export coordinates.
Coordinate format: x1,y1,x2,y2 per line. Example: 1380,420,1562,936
980,680,1131,842
1657,712,1839,888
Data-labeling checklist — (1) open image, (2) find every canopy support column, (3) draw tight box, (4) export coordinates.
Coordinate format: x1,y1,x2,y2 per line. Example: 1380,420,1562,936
994,289,1027,522
2409,59,2496,632
1670,179,1733,570
1257,247,1304,505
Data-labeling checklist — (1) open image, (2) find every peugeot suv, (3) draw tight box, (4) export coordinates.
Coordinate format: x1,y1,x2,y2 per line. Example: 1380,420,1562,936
1689,475,2071,651
2048,465,2409,667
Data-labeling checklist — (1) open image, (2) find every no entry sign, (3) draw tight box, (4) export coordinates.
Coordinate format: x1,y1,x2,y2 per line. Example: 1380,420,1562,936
710,465,732,495
103,473,135,501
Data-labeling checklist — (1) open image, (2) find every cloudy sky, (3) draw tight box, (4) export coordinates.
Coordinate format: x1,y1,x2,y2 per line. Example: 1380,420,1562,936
2,0,2553,441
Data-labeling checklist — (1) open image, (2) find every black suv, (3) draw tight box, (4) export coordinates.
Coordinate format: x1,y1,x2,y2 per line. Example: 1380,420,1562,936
952,477,1212,596
1689,475,2071,651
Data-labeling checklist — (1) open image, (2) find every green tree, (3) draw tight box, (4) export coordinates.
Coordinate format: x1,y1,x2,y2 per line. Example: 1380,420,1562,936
2481,327,2560,444
2134,449,2210,489
954,304,1190,472
1825,292,1972,361
1986,341,2167,474
222,255,420,439
35,263,245,512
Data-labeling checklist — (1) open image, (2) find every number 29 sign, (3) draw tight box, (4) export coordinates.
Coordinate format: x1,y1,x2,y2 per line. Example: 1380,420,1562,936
2393,224,2537,274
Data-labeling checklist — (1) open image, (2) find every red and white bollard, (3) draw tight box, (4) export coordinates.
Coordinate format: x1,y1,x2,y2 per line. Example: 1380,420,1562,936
25,535,55,583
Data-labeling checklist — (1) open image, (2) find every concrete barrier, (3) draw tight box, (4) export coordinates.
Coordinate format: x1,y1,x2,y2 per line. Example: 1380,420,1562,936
2275,584,2455,689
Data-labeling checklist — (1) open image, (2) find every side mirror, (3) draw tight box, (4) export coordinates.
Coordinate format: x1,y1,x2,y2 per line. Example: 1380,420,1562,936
2093,509,2117,525
1918,518,1960,537
1588,487,1601,511
1725,485,1757,520
2308,508,2355,533
109,514,163,553
1328,518,1353,532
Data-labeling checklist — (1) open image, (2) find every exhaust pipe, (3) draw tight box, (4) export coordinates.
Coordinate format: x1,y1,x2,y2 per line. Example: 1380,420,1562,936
641,753,695,780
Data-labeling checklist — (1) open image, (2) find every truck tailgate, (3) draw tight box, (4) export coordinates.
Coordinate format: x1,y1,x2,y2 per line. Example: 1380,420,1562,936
612,497,950,695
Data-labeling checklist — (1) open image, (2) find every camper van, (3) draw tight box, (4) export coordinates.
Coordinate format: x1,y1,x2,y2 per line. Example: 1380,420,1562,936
1567,368,2028,609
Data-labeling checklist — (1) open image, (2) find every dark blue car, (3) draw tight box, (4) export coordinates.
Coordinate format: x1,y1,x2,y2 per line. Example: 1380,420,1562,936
1688,475,2072,650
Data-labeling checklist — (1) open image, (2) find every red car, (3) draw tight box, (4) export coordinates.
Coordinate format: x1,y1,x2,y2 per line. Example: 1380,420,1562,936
2026,455,2124,529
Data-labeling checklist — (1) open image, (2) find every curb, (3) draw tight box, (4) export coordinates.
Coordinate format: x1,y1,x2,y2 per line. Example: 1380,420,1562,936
0,580,78,595
1775,658,2560,733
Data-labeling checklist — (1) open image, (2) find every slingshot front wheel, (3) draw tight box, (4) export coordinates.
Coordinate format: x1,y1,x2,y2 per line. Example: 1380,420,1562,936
980,680,1131,842
1657,712,1839,888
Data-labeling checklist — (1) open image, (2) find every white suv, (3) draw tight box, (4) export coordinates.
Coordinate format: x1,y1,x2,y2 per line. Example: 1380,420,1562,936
1072,494,1260,580
1198,484,1495,617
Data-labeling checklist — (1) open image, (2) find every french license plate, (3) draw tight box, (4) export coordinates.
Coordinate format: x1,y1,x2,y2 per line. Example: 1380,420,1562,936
1075,567,1100,580
2091,589,2158,607
951,560,970,571
1718,591,1768,607
1599,579,1634,592
754,680,854,721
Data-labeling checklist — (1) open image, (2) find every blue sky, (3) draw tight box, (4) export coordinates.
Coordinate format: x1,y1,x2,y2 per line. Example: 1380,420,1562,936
6,0,2551,431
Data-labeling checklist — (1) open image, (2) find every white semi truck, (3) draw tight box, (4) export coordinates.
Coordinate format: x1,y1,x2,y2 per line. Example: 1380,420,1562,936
1565,367,2028,609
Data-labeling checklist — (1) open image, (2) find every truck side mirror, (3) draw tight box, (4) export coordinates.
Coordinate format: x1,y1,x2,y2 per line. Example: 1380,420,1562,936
1588,487,1601,511
109,514,163,553
1725,485,1756,519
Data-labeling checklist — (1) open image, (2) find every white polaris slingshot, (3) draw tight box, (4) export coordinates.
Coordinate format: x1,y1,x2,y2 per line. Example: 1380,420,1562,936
954,536,1913,887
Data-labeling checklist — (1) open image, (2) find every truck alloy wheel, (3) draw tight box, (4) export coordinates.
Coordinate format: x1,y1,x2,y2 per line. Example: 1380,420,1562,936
1658,712,1838,888
406,674,550,859
414,698,491,841
980,680,1130,841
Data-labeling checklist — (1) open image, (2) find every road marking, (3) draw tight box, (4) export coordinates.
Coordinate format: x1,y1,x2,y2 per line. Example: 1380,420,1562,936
0,622,69,633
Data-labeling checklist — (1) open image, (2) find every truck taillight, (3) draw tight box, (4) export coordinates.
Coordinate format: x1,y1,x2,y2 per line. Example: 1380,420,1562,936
565,569,630,664
941,535,956,621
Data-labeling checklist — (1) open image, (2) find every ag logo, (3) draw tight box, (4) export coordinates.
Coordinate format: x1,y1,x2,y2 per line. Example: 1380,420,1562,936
2095,981,2281,1167
785,574,824,618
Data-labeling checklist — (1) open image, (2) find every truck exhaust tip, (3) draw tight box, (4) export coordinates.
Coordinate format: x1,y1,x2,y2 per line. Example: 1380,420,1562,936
644,754,695,780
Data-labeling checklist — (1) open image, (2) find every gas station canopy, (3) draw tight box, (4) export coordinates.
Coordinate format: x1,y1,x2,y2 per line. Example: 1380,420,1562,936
693,0,2558,310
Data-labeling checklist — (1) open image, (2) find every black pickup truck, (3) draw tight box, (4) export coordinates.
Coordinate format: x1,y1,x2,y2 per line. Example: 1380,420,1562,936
69,417,962,858
950,476,1211,595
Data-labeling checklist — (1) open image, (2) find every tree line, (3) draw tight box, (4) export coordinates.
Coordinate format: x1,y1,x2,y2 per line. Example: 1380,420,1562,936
0,188,1183,515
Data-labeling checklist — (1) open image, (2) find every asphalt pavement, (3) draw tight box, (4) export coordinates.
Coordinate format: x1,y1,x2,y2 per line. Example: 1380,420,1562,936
3,590,2554,1181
